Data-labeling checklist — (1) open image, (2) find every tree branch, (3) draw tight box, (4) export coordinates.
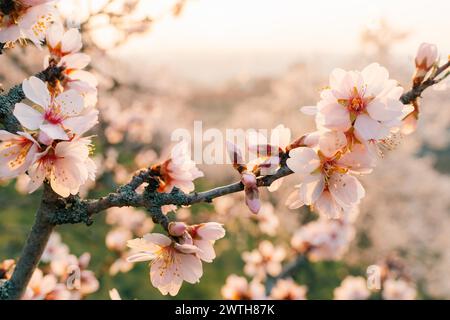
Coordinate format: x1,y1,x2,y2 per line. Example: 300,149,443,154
0,184,57,300
400,60,450,104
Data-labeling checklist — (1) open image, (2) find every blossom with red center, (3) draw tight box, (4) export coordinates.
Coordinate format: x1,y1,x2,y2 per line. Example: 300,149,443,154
26,137,96,197
305,63,412,142
286,130,373,218
13,76,98,141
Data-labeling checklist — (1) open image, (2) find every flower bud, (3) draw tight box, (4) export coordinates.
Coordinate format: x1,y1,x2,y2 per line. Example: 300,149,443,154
241,172,260,214
415,43,438,71
168,222,187,237
413,43,438,86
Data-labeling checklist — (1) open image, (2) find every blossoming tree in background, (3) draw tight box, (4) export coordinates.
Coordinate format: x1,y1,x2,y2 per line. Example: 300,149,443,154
0,0,449,300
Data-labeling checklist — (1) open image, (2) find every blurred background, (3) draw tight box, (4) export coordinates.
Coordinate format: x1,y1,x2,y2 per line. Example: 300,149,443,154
0,0,449,299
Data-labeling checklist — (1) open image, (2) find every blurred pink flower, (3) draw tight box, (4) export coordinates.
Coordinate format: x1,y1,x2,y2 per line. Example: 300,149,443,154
242,240,285,279
221,275,266,300
22,268,57,300
291,218,355,261
382,278,417,300
333,276,370,300
270,278,307,300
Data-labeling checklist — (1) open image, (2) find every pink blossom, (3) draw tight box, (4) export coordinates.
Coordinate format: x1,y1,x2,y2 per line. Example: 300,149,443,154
0,130,39,179
270,278,307,300
221,275,266,300
382,278,417,300
334,276,370,300
41,232,69,263
0,1,57,46
13,76,98,141
26,137,96,197
157,142,203,193
290,218,355,261
309,63,411,142
286,131,371,218
187,222,226,263
22,268,57,300
46,23,83,57
242,240,285,279
106,228,133,251
126,233,203,296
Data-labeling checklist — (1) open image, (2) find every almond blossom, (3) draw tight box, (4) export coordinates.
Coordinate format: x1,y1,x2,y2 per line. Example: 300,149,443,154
382,278,417,300
126,233,203,296
13,76,96,141
242,240,286,280
44,24,98,108
41,232,69,263
333,276,370,300
0,0,57,47
0,130,39,179
26,137,96,197
50,252,99,297
309,63,412,142
290,218,355,262
186,222,226,263
221,275,266,300
45,23,83,59
286,130,371,218
270,278,307,300
156,142,203,193
22,268,57,300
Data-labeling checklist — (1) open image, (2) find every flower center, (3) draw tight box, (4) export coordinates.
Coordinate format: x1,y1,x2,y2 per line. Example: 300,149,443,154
44,108,63,125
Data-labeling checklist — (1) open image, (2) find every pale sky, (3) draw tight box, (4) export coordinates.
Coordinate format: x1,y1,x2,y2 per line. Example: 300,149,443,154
116,0,450,85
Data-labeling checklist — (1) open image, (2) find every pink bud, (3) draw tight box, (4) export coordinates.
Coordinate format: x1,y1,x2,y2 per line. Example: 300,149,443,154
241,172,260,214
245,193,261,214
168,222,187,237
241,172,257,187
415,43,438,71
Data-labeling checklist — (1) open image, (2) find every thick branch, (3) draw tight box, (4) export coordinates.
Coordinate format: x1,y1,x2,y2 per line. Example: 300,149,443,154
1,185,57,300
